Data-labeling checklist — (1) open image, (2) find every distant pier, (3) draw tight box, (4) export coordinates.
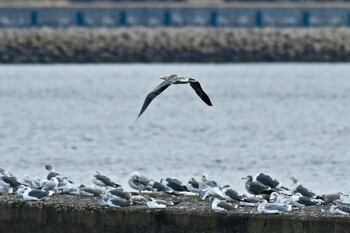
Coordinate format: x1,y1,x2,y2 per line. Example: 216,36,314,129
0,194,349,233
0,27,349,63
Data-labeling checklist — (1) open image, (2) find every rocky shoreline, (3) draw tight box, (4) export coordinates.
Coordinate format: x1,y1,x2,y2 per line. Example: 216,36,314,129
0,27,349,63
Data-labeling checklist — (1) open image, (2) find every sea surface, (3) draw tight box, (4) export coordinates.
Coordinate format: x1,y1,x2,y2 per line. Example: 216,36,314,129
0,63,350,196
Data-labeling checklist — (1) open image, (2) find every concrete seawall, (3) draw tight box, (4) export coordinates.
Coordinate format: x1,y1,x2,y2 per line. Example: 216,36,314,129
0,195,350,233
0,27,350,63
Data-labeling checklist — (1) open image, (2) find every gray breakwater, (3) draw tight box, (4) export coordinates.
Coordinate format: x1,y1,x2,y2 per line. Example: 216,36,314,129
0,27,350,63
1,195,350,233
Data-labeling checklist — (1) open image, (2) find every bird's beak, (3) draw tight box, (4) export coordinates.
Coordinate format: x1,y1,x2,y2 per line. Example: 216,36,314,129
241,177,247,180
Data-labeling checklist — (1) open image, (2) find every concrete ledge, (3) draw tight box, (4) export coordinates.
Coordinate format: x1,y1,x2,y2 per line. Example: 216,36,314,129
0,195,349,233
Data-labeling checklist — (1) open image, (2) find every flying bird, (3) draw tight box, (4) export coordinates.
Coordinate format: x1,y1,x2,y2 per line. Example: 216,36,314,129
137,74,213,118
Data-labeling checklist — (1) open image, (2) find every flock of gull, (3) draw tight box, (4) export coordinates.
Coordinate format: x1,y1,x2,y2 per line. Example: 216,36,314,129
1,165,349,215
0,75,349,216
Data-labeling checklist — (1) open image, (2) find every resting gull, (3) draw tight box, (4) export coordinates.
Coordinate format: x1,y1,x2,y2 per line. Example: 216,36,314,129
211,198,238,212
239,195,263,207
23,187,54,201
160,177,188,192
105,189,132,200
330,203,350,215
290,175,317,198
137,74,213,118
41,177,59,191
107,196,132,208
257,200,292,214
146,198,174,209
186,178,199,193
290,193,323,208
221,185,245,202
150,180,174,194
79,184,103,197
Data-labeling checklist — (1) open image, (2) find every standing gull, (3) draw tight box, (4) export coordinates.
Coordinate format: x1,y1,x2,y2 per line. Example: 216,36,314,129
319,192,348,204
137,74,213,118
0,175,22,195
92,171,121,189
199,174,224,200
255,173,289,191
242,175,272,197
128,171,152,194
45,164,60,180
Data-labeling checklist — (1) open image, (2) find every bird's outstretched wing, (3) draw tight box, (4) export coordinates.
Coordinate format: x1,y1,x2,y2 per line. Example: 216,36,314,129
189,81,213,106
137,80,172,118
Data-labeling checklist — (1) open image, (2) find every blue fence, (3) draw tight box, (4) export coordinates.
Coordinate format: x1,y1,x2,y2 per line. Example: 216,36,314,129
0,8,349,27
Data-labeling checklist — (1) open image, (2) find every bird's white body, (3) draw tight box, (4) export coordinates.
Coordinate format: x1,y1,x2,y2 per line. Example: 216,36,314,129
258,200,292,214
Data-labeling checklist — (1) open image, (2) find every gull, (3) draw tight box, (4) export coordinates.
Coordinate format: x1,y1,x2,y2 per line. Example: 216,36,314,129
41,177,59,191
186,178,199,193
239,195,263,207
255,173,289,191
242,175,272,197
290,175,317,198
59,185,80,195
45,164,60,180
160,177,188,192
221,185,245,202
92,171,121,189
79,184,103,197
290,193,323,208
21,176,44,189
269,192,292,204
0,175,22,195
146,198,174,209
257,200,292,214
128,171,152,195
199,173,224,200
319,192,348,204
0,168,14,177
211,198,238,212
150,180,174,194
137,74,213,118
107,196,132,208
105,189,132,200
330,203,350,215
22,187,54,201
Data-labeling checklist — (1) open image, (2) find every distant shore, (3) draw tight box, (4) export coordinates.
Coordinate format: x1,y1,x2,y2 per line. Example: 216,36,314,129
0,27,349,63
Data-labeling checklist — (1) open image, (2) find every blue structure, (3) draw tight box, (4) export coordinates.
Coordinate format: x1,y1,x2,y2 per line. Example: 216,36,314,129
0,7,349,27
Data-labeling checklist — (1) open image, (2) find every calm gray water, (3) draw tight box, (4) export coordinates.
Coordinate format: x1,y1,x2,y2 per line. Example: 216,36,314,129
1,64,350,196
